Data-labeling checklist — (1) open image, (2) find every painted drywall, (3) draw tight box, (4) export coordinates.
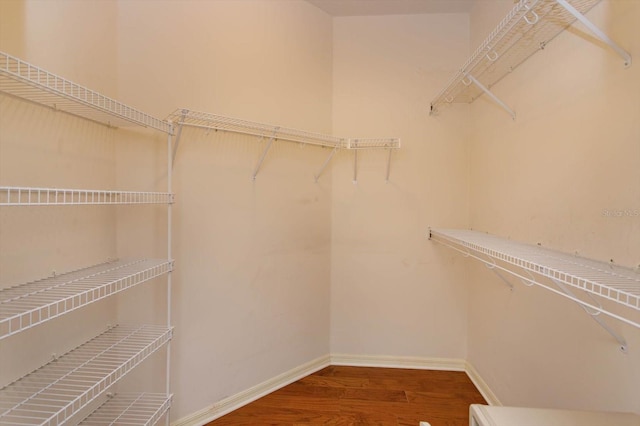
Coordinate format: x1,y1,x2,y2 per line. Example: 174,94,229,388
330,14,472,359
466,0,640,413
113,1,334,421
0,0,120,401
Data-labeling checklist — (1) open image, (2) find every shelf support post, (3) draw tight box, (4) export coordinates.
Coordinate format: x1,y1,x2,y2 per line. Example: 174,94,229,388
315,145,339,183
353,148,358,184
550,278,627,352
465,74,516,120
171,110,187,167
555,0,632,68
385,148,393,183
252,131,277,181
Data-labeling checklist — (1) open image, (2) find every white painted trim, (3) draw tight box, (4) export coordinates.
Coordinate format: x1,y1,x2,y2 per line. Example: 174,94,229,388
172,354,501,426
171,355,331,426
465,361,501,406
330,353,467,371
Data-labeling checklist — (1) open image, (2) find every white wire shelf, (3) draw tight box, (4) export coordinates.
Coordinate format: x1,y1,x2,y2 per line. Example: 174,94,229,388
167,109,345,148
0,51,172,134
0,259,173,340
166,109,401,150
430,0,630,115
0,187,174,206
430,229,640,329
0,324,172,426
347,138,401,150
79,393,172,426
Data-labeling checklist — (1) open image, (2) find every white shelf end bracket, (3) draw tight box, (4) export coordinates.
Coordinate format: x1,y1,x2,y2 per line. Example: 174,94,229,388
315,145,340,183
465,74,516,120
549,278,628,353
171,110,188,167
556,0,632,68
252,130,278,181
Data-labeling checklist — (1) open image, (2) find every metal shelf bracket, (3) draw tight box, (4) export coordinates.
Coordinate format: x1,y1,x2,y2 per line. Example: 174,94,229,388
171,110,188,167
555,0,632,68
315,145,339,183
252,132,277,181
466,74,516,120
550,278,628,352
353,148,358,184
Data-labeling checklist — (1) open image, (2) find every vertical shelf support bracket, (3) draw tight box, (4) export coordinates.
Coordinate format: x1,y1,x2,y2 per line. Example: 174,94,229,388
465,74,516,120
353,148,358,184
555,0,632,68
171,110,187,167
385,148,393,183
315,145,339,183
252,130,278,181
550,278,627,352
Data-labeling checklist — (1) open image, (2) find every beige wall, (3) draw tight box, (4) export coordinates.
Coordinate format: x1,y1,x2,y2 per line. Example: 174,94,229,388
113,0,334,420
466,0,640,413
330,14,471,358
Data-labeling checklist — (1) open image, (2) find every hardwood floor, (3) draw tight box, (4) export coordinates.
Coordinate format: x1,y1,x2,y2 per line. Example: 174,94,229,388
206,366,487,425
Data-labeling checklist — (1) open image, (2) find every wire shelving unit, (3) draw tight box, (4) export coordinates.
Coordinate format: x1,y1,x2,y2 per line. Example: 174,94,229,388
0,325,172,426
167,108,401,181
79,393,172,426
0,259,173,340
0,187,174,206
0,51,172,133
1,50,175,425
430,229,640,331
430,0,631,119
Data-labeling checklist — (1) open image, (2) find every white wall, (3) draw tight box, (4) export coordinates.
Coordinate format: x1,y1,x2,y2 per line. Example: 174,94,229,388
330,14,471,359
113,1,334,420
466,0,640,413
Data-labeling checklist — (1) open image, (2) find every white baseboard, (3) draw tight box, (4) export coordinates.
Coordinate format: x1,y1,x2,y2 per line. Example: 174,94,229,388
171,354,331,426
465,361,501,406
172,354,499,426
330,353,467,371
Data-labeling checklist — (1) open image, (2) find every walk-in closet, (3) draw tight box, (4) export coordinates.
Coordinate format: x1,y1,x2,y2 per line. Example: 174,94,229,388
1,0,638,425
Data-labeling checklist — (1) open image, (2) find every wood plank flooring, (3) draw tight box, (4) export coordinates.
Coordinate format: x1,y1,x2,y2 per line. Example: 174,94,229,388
206,366,487,425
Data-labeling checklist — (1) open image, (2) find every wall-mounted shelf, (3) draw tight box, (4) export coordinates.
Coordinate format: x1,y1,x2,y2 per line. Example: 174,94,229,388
0,51,172,134
166,108,400,182
79,393,172,426
0,324,172,426
166,109,344,148
429,229,640,331
0,259,173,340
0,186,174,206
430,0,632,119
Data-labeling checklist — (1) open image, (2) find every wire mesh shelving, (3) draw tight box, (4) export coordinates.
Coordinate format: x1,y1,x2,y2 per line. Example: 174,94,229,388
0,325,172,426
429,229,640,329
79,393,172,426
167,108,401,182
166,109,345,148
167,108,401,150
0,51,172,134
0,187,174,206
0,259,173,340
430,0,631,118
